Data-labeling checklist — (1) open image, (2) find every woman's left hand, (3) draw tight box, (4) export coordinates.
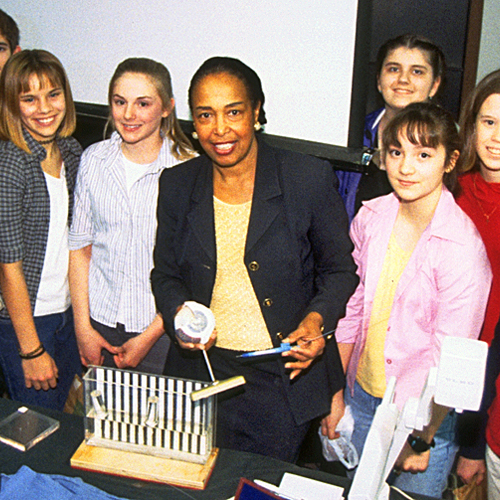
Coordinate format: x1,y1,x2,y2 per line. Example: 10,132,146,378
175,329,217,351
282,312,325,380
321,388,345,439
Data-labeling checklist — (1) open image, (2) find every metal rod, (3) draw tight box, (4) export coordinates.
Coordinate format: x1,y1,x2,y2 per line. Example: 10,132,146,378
202,349,216,382
301,328,336,344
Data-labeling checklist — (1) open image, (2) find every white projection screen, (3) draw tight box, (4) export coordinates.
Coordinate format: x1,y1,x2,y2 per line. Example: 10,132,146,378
3,1,359,147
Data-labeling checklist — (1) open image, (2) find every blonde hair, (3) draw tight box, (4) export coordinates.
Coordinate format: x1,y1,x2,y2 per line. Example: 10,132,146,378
107,58,195,161
0,49,76,153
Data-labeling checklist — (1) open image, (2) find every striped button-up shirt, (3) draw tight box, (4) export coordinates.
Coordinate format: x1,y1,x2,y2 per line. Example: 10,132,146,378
69,132,184,332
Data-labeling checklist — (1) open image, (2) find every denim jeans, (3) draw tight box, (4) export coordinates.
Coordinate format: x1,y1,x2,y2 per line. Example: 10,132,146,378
346,380,458,499
0,308,81,411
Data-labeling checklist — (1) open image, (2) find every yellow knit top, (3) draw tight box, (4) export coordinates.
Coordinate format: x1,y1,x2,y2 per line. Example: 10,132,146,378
356,232,412,397
211,197,273,351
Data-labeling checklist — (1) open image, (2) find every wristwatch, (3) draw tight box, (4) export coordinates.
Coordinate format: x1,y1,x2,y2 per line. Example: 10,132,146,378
407,435,435,453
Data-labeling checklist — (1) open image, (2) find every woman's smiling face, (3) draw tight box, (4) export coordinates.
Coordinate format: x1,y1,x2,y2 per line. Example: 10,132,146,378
475,93,500,183
377,47,440,112
385,130,456,209
191,72,260,170
111,72,171,147
19,74,66,142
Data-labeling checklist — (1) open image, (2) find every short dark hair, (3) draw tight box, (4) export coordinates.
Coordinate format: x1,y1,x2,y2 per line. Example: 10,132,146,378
188,56,267,125
376,34,446,95
382,102,460,192
0,9,20,53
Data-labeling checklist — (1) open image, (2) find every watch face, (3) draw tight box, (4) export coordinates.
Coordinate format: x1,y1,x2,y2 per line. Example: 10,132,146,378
408,436,431,453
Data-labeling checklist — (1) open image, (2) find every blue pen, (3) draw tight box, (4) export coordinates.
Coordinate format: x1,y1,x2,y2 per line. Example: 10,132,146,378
236,329,335,359
237,343,292,358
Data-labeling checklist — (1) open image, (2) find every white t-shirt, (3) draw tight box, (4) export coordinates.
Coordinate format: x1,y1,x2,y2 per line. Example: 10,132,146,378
122,153,152,193
35,163,71,316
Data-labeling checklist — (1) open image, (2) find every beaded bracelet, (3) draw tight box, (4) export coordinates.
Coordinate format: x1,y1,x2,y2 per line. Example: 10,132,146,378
19,344,46,360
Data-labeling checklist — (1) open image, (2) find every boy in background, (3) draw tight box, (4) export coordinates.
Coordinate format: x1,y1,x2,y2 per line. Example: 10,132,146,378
0,9,20,73
0,9,20,398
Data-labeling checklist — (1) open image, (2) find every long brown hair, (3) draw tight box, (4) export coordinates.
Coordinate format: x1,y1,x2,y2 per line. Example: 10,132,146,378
0,49,76,153
107,58,195,161
457,69,500,174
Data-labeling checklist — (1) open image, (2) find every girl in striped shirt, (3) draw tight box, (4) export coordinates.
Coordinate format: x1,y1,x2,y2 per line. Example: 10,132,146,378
69,58,195,374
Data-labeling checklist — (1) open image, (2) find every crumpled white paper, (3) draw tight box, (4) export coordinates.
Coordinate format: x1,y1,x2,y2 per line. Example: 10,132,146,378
318,405,359,469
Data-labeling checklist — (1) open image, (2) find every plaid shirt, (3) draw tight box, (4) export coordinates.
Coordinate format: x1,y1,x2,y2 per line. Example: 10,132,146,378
0,130,82,318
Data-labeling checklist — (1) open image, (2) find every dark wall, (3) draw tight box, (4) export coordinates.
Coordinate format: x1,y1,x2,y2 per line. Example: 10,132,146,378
74,103,367,173
366,0,471,120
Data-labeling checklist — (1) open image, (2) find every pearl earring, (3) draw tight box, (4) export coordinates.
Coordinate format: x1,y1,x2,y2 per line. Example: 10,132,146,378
254,122,261,132
192,131,199,140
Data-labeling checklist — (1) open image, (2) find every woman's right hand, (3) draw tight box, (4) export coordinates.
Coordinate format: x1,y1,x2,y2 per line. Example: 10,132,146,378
456,456,486,485
176,329,217,351
320,388,346,439
76,325,122,366
22,352,59,390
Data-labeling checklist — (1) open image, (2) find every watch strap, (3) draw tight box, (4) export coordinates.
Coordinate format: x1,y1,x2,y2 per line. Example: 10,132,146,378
407,435,436,453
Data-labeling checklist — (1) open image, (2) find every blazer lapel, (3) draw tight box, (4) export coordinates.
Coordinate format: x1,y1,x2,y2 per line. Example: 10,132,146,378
187,157,216,263
245,141,283,254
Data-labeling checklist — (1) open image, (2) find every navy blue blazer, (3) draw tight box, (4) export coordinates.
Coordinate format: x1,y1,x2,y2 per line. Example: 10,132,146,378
152,139,358,424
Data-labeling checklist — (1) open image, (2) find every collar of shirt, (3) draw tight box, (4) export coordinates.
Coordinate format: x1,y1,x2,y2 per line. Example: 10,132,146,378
361,188,468,246
96,131,172,176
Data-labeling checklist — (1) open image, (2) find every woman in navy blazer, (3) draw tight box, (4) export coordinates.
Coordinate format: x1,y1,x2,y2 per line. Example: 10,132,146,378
151,57,358,462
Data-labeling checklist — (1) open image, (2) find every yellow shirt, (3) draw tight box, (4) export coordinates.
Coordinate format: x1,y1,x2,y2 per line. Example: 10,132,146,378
356,232,412,397
210,197,273,351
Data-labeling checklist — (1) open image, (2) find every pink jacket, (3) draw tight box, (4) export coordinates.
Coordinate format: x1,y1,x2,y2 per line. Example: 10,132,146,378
336,189,492,408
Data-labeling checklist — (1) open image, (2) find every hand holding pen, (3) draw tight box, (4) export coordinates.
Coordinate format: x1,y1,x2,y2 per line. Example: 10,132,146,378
238,312,335,380
282,312,329,380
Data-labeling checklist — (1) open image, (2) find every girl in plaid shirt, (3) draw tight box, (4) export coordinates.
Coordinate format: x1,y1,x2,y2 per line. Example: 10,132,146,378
0,50,82,410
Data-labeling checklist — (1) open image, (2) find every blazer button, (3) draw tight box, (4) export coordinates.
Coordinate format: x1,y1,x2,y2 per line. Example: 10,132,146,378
263,298,273,307
249,261,259,271
276,332,283,341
